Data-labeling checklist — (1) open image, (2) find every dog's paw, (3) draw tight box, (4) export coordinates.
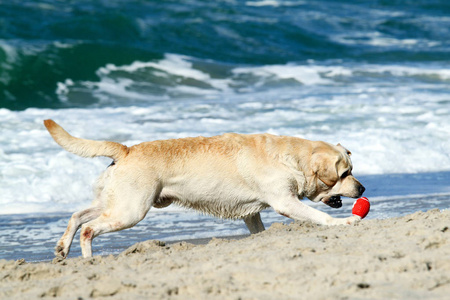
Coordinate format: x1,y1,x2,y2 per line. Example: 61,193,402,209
344,215,362,225
52,256,65,264
55,244,68,259
328,215,361,226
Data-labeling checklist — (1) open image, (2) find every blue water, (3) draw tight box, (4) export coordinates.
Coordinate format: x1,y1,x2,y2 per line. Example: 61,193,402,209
1,0,449,261
2,0,450,110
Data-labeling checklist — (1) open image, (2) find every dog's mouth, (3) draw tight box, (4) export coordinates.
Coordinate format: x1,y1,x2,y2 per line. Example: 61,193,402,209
323,195,342,208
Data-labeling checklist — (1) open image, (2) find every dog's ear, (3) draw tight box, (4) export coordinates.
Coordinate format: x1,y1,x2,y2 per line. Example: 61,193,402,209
336,143,351,156
311,152,339,187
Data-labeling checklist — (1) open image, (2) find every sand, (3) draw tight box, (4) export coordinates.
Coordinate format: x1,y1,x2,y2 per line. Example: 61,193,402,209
1,209,449,299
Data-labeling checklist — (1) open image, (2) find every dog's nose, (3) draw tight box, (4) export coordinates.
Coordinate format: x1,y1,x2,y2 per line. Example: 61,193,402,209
359,185,365,196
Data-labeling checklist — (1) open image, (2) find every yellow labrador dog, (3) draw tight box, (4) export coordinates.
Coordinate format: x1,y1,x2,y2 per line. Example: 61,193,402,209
44,119,365,259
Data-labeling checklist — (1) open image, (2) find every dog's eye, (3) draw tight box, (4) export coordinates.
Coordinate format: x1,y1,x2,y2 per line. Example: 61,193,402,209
341,170,349,179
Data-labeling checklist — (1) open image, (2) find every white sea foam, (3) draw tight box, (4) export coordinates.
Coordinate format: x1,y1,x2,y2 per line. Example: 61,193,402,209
56,54,450,105
333,31,441,49
245,0,304,7
0,41,19,87
2,56,450,215
92,54,232,99
233,64,332,85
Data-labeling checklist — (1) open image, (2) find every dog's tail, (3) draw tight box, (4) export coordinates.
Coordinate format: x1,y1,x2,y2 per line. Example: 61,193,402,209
43,119,128,161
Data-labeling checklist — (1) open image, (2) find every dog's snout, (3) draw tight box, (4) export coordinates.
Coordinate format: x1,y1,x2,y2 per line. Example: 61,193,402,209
358,185,365,196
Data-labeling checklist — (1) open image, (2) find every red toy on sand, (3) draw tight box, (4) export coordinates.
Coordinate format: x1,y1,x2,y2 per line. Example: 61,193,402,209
352,197,370,219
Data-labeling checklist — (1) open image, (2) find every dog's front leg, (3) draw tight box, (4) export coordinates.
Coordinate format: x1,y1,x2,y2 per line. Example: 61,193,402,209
270,197,361,226
243,212,265,234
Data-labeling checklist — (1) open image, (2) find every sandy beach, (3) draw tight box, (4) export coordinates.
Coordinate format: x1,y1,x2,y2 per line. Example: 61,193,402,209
1,209,449,299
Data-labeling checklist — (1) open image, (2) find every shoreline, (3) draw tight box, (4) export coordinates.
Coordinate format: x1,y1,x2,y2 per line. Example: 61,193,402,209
2,171,450,263
2,191,450,263
1,209,449,299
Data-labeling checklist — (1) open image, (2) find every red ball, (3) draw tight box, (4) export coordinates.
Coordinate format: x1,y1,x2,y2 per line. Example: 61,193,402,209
352,197,370,219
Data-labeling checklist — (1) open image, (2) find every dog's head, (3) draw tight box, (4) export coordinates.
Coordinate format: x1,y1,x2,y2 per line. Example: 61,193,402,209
307,143,365,208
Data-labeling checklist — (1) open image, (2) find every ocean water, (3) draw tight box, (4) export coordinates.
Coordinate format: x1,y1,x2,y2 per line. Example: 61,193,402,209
1,0,449,261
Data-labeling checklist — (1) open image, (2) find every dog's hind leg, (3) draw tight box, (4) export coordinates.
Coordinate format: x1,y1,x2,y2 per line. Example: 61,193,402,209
79,181,161,258
243,212,265,234
55,206,102,259
79,208,149,258
54,168,112,259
